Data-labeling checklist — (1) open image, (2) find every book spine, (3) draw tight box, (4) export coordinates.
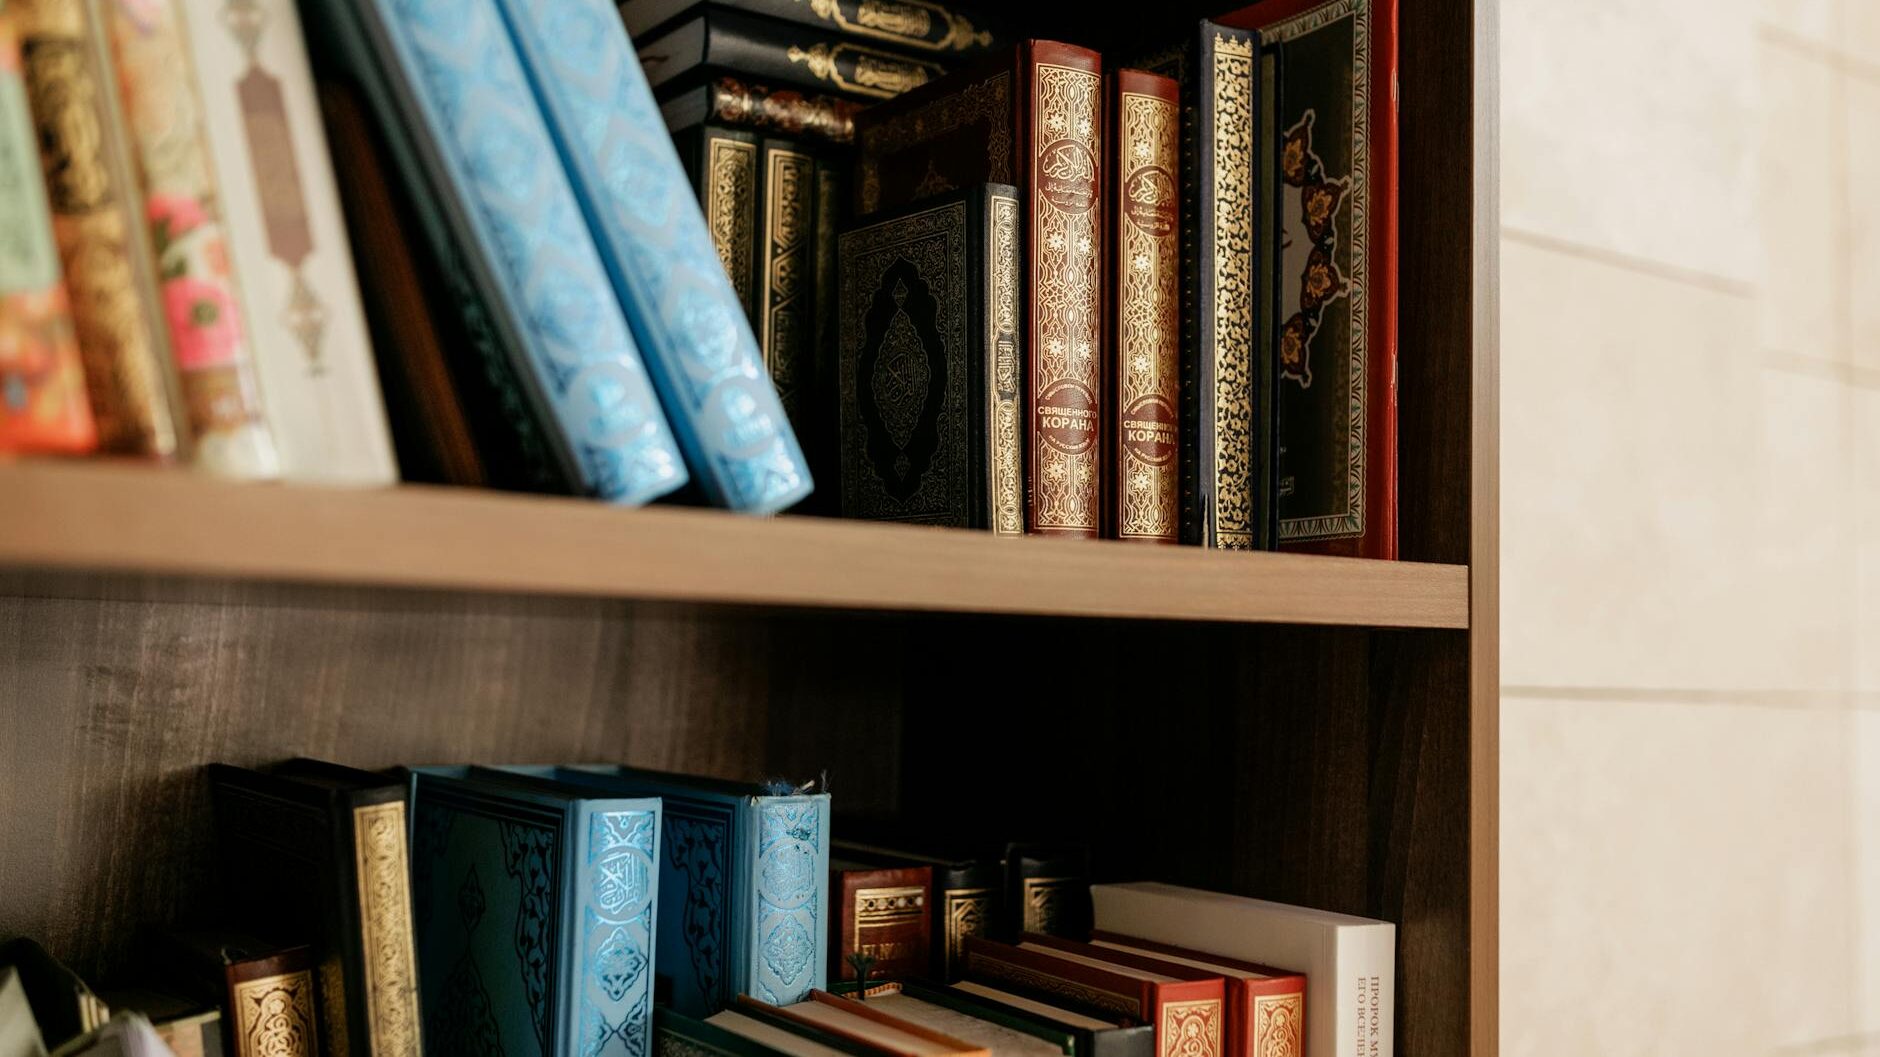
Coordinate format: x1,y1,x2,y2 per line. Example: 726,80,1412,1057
571,802,661,1057
1239,979,1305,1057
103,0,281,479
934,878,998,982
494,0,811,513
182,0,399,485
1108,70,1180,543
701,77,862,143
0,11,94,454
644,10,945,103
226,951,322,1057
1148,982,1224,1057
1195,25,1257,550
809,154,843,511
624,0,1007,58
983,184,1024,537
345,797,422,1057
759,137,816,440
738,795,829,1005
12,0,181,458
1334,928,1392,1057
357,0,687,504
1023,43,1103,538
684,124,763,325
833,867,931,981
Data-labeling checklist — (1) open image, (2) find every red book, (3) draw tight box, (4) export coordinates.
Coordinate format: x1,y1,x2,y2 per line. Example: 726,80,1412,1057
855,41,1106,539
1091,931,1305,1057
1221,0,1398,559
962,934,1225,1057
832,860,934,982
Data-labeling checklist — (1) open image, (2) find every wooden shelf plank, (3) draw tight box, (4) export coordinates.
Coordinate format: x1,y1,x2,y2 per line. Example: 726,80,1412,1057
0,460,1467,627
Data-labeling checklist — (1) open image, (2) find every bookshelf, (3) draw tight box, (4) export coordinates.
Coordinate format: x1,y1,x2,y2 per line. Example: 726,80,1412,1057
0,1,1495,1057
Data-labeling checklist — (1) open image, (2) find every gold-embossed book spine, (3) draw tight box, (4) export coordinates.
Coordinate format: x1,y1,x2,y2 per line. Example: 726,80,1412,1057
681,125,761,322
11,0,180,458
1107,70,1180,543
1024,44,1103,539
985,186,1023,537
760,138,815,435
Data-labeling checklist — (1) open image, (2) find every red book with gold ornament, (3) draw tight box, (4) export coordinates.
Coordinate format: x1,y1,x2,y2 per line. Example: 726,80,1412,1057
1091,932,1304,1057
855,41,1105,539
962,935,1225,1057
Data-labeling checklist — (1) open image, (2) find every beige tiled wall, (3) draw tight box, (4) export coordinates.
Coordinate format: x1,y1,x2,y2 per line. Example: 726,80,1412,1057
1501,0,1880,1052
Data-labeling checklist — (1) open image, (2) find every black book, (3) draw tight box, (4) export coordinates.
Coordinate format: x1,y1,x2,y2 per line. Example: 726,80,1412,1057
206,761,422,1057
1133,22,1276,551
1003,843,1091,940
836,183,1024,532
621,0,1010,60
922,978,1154,1057
637,6,947,103
676,123,765,325
830,840,1002,981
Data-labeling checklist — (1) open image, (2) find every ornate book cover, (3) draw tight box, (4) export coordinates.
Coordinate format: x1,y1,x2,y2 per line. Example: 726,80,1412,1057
829,862,932,982
158,933,320,1057
300,0,688,504
661,77,863,143
1222,0,1397,559
828,841,1001,983
316,77,483,487
494,0,812,514
677,124,762,323
10,0,179,458
962,938,1224,1057
622,0,1007,59
1089,933,1303,1057
759,136,816,440
1131,22,1270,550
1002,844,1089,941
1105,69,1179,544
723,992,987,1057
103,0,280,478
854,41,1103,538
893,980,1150,1057
836,981,1075,1056
637,7,944,103
180,0,398,485
207,762,423,1057
493,766,830,1016
806,152,844,511
0,10,93,454
836,184,1022,532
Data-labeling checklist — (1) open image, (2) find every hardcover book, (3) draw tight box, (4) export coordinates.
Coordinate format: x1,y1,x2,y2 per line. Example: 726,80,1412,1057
637,7,944,103
960,937,1224,1057
0,10,93,454
832,981,1073,1057
300,0,689,504
1105,69,1180,544
829,842,1002,982
407,767,663,1057
931,980,1150,1057
836,184,1023,532
155,932,319,1057
1089,935,1303,1057
316,78,485,487
1091,881,1395,1057
10,0,180,458
1003,844,1089,940
206,762,423,1057
492,766,831,1015
622,0,1007,59
662,77,863,144
854,42,1105,538
1221,0,1398,559
677,124,763,321
1131,22,1271,550
494,0,813,513
720,993,987,1057
807,151,845,509
829,857,932,982
103,0,280,479
759,135,817,439
181,0,399,485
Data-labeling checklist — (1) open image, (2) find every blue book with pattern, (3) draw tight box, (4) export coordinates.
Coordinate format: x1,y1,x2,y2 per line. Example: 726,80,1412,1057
409,767,661,1056
490,766,829,1016
490,0,814,514
303,0,687,504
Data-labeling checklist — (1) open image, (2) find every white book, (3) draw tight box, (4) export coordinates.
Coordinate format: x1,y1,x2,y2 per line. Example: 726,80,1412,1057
1091,882,1394,1057
182,0,398,484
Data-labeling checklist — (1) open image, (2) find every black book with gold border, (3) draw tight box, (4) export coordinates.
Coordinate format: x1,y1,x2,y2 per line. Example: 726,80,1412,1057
638,6,946,103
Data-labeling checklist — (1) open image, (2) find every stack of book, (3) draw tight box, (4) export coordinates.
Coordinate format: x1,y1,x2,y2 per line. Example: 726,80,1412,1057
0,757,1396,1057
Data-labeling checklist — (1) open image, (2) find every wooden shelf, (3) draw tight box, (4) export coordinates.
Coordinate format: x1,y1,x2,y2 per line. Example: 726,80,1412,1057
0,459,1466,628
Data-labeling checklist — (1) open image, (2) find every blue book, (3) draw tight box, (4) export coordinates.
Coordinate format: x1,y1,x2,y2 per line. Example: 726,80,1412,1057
408,767,661,1056
489,0,814,514
490,767,829,1014
308,0,687,504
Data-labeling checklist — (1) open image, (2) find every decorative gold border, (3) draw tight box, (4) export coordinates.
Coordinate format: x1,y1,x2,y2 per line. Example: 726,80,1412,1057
1158,998,1223,1057
706,136,757,315
1251,992,1303,1057
855,884,926,926
785,41,939,100
762,146,814,422
988,191,1023,536
1115,88,1180,542
802,0,992,53
942,888,995,979
856,70,1012,213
353,801,421,1056
232,967,320,1056
1209,34,1256,550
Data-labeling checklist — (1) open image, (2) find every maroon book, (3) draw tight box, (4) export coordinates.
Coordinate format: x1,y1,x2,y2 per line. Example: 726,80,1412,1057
856,41,1106,539
832,860,934,981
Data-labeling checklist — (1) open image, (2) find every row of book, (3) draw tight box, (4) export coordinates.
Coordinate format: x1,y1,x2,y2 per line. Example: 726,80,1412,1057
0,0,817,512
0,759,1394,1057
647,0,1399,555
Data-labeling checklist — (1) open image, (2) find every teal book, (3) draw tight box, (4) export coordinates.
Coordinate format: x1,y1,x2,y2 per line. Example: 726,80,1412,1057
487,767,829,1016
408,767,661,1056
491,0,814,514
298,0,687,504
